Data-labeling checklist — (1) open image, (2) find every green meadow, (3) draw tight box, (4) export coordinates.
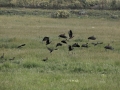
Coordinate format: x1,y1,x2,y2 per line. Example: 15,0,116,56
0,8,120,90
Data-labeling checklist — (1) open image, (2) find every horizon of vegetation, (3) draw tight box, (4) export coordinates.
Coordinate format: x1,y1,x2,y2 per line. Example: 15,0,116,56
0,0,120,10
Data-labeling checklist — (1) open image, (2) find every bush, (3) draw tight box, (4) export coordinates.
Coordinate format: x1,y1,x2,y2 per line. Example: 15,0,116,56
68,1,83,9
39,1,49,9
51,10,70,18
111,14,119,19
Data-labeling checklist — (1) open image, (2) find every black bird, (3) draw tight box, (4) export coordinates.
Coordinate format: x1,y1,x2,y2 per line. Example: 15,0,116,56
42,57,48,61
72,43,80,47
47,47,57,53
56,43,62,47
68,45,74,51
0,53,4,59
68,30,74,39
42,36,49,42
9,57,15,61
61,40,67,44
58,33,67,39
104,44,114,50
88,36,96,40
81,43,88,48
17,44,26,48
21,44,26,46
46,39,52,45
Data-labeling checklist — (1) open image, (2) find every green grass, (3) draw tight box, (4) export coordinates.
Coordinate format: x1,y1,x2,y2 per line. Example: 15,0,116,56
0,8,120,90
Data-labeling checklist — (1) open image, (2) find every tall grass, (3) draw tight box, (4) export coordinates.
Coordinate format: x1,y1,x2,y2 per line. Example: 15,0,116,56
0,9,120,90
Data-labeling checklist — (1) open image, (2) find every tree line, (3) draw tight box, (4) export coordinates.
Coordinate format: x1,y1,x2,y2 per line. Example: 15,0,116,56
0,0,120,10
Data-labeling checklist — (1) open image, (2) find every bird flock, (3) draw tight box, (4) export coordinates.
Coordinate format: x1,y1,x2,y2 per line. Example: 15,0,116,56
41,30,114,61
0,30,114,63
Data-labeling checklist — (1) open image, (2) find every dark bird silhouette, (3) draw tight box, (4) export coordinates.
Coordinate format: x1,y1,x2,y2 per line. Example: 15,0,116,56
88,36,96,40
0,53,4,59
17,44,26,48
46,39,52,45
9,57,15,61
61,40,67,44
72,43,80,47
104,44,114,50
21,44,25,46
56,43,62,47
58,33,67,39
68,45,74,51
42,36,49,42
81,43,88,48
68,30,74,39
47,47,57,53
42,57,48,61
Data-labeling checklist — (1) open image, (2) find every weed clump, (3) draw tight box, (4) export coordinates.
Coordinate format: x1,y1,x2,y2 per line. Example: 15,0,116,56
51,10,70,18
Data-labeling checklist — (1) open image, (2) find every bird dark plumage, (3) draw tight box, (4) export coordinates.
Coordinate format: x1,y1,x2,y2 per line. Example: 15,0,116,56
47,47,57,53
104,44,114,50
72,43,80,47
68,45,74,51
47,47,53,53
42,37,49,42
61,40,67,44
58,34,67,39
21,44,26,46
46,39,51,45
68,30,74,39
42,57,48,61
56,43,62,47
88,36,96,40
17,44,26,48
81,43,88,48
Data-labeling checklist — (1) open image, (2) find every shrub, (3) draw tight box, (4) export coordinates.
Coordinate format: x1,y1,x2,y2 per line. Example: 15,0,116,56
68,1,83,9
111,14,119,19
51,10,70,18
39,1,49,9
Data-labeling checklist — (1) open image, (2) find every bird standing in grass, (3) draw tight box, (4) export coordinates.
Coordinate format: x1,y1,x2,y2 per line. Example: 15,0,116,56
56,43,62,47
72,43,80,47
88,36,96,40
68,45,74,51
68,30,74,39
58,33,67,39
104,44,114,50
61,40,67,44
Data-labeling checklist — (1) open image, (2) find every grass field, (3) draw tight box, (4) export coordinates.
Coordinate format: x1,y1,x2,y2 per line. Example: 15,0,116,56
0,8,120,90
